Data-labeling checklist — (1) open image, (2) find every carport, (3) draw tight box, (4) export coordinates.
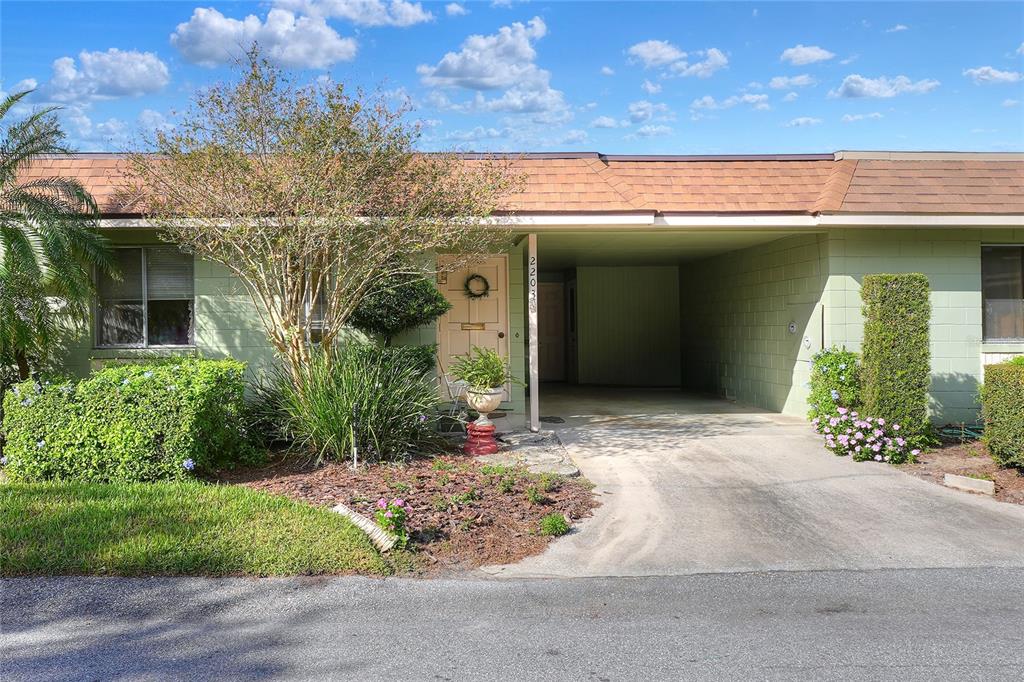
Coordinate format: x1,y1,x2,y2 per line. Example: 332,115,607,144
518,225,826,431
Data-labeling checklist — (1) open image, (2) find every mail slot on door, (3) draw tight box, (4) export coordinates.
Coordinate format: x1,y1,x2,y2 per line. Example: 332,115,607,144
461,322,486,331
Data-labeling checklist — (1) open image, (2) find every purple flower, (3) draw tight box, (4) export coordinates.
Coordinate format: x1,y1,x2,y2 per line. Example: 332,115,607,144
877,418,886,426
892,424,900,431
872,444,882,452
910,449,921,456
854,431,864,440
418,414,427,422
837,407,848,415
830,389,840,400
896,438,906,447
0,456,6,466
874,454,883,461
377,498,387,509
394,498,405,507
182,458,195,471
384,511,393,519
855,446,862,453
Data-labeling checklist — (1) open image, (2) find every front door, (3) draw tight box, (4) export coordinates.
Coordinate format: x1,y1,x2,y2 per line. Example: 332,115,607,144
538,282,566,381
437,255,510,390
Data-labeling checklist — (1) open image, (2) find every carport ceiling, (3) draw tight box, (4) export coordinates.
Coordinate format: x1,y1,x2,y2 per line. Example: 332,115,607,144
535,230,808,268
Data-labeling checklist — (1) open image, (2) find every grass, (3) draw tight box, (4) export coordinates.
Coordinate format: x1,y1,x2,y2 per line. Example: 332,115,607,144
0,481,394,577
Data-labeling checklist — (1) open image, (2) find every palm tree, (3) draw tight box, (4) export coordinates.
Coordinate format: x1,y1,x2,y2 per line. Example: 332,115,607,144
0,90,114,380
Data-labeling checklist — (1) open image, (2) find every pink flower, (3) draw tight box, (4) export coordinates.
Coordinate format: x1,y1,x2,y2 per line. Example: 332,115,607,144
877,418,886,426
837,407,848,415
385,511,393,518
394,498,405,507
893,424,900,431
911,449,921,456
377,498,387,509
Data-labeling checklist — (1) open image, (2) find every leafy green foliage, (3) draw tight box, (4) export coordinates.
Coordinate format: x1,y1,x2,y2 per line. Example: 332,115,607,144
374,497,411,548
525,486,545,505
258,343,441,463
808,347,861,421
450,346,516,390
1,359,252,483
860,273,932,443
981,360,1024,468
0,89,114,380
0,481,391,576
539,513,570,537
349,272,451,342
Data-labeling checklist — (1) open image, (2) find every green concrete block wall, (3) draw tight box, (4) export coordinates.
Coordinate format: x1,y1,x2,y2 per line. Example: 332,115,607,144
680,234,829,414
822,227,1024,425
576,266,681,386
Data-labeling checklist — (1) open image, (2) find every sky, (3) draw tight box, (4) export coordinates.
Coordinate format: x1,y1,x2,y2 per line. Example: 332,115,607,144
1,1,1022,154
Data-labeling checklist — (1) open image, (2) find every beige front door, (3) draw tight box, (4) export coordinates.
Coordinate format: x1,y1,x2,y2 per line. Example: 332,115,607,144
437,255,509,389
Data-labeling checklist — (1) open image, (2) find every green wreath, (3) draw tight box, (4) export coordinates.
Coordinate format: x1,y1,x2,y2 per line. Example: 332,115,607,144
463,273,491,299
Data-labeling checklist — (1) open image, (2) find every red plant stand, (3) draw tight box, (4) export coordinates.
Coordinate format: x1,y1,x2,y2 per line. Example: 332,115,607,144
464,421,499,455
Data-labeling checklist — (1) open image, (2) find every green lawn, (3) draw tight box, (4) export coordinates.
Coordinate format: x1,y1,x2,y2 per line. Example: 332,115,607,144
0,481,394,577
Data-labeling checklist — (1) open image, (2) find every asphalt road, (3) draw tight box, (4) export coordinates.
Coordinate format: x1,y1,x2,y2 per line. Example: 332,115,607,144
4,568,1024,681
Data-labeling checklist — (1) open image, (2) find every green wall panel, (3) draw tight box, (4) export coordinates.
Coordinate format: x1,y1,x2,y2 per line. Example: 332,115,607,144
576,266,681,386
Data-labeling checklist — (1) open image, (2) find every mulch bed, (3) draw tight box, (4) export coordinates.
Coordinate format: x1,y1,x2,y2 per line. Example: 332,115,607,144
217,451,598,573
898,440,1024,505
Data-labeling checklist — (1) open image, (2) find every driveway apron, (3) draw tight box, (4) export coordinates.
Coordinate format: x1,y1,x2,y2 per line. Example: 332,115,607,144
483,387,1024,578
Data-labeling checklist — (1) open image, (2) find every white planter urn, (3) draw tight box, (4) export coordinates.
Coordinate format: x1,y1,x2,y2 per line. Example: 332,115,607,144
465,387,504,426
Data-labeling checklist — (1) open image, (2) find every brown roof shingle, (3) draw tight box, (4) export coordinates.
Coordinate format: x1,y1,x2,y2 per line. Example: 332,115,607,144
15,152,1024,216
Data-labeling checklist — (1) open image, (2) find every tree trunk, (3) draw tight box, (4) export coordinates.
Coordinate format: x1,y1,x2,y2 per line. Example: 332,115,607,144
15,352,30,382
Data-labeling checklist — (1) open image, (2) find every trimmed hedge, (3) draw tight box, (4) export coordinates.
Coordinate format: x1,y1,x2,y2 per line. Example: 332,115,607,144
860,273,932,442
1,358,251,483
982,359,1024,468
808,346,861,422
350,272,452,343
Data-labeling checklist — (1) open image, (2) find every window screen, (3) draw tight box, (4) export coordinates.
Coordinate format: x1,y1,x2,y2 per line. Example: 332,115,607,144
982,246,1024,341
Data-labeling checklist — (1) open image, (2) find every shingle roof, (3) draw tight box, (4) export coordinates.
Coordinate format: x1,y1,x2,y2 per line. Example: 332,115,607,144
16,152,1024,216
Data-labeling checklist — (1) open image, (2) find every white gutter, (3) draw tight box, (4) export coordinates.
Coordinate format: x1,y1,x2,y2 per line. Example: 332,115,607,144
100,213,1024,230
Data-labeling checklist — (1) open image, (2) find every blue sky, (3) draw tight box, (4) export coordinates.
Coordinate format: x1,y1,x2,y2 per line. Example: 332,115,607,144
2,1,1022,153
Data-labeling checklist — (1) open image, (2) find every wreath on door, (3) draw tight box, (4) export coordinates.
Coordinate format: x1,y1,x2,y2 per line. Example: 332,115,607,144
463,273,491,299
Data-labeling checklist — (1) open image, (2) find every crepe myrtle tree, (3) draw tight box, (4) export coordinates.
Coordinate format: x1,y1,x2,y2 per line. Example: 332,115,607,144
124,47,520,384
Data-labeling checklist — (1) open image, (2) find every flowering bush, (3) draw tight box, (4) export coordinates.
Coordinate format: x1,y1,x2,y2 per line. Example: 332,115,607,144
808,347,861,423
374,497,410,548
812,407,919,464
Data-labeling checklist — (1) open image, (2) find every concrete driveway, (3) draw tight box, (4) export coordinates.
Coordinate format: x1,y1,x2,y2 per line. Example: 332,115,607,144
485,386,1024,578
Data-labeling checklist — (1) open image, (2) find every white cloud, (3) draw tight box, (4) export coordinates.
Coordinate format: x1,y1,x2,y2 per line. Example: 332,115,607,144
633,124,672,137
590,115,624,128
641,79,662,94
768,74,816,89
669,48,728,78
444,125,510,142
600,66,615,76
885,24,909,33
1018,43,1024,56
137,109,175,134
627,99,672,123
780,44,835,65
275,0,433,27
417,17,568,122
785,116,822,127
830,74,940,98
841,112,883,122
840,54,859,65
561,129,587,145
963,66,1022,85
1003,99,1020,108
782,91,798,102
627,41,726,78
39,49,169,102
627,40,685,68
445,3,468,17
171,8,356,68
690,93,769,112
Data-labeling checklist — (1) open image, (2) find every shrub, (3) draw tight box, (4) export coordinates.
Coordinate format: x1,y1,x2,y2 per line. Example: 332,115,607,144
0,359,250,483
265,343,441,463
813,407,919,464
539,513,570,537
860,273,932,444
808,347,861,422
982,360,1024,468
349,272,452,342
374,497,410,548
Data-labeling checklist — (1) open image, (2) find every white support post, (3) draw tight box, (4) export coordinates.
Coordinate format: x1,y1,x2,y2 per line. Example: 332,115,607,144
527,233,540,433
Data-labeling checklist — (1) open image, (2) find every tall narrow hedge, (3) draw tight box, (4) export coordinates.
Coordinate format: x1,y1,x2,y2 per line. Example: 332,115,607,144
1,358,251,482
982,359,1024,468
860,273,931,440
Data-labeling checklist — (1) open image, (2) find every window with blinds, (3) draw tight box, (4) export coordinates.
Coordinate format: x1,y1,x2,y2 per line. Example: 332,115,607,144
982,246,1024,342
96,247,194,347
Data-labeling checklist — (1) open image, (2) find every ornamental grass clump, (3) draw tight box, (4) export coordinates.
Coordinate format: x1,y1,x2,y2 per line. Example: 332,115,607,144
260,342,441,463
